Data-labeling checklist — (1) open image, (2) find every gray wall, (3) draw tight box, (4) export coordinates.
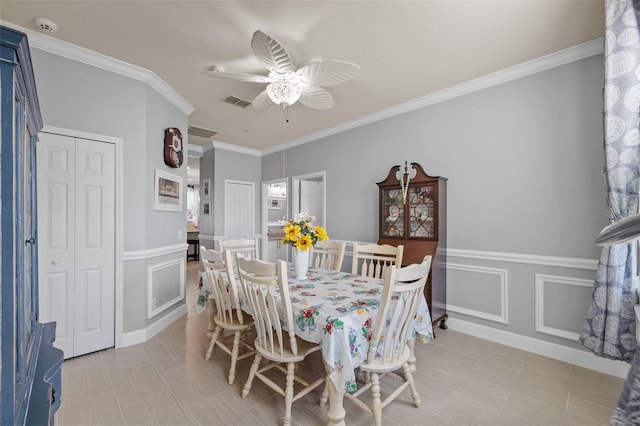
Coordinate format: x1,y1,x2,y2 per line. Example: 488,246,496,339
31,49,189,334
212,148,262,237
263,54,606,353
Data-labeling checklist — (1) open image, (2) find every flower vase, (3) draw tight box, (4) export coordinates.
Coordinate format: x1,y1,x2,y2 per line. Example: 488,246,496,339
293,249,309,280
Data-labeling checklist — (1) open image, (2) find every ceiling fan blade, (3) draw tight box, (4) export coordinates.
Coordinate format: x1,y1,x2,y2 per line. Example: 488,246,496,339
297,60,360,87
251,30,294,75
299,87,334,110
252,89,273,109
203,67,274,83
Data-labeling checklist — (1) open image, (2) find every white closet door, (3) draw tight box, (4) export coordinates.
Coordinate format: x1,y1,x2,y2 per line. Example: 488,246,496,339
73,139,115,356
224,181,254,239
37,133,115,358
37,134,76,357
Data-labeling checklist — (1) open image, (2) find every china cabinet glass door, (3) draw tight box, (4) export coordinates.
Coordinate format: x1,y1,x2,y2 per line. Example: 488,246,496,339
408,184,436,239
381,188,404,238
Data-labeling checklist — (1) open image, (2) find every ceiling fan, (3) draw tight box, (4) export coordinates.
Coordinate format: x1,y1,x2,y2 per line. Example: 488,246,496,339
204,30,360,110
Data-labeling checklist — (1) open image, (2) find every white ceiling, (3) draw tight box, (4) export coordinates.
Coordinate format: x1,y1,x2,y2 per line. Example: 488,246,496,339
0,1,604,151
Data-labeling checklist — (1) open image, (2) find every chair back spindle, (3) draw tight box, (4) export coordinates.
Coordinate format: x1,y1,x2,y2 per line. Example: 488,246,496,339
352,243,404,279
309,240,346,271
236,255,297,357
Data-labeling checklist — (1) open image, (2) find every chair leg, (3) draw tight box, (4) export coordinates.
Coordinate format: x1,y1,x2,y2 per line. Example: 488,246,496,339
207,299,216,337
228,331,241,384
320,377,329,407
403,363,421,407
242,354,262,399
370,373,382,426
283,362,295,426
205,326,221,360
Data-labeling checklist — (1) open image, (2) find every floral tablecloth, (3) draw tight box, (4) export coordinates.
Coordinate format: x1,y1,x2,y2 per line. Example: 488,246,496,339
261,266,434,393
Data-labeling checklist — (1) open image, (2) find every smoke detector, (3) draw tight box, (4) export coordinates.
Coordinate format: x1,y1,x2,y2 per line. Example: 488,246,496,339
34,18,57,33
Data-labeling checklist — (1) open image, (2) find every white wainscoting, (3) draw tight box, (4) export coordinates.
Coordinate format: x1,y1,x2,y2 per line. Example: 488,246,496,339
147,258,185,319
121,304,187,348
535,274,594,341
122,243,187,261
121,243,189,347
445,248,630,379
446,248,598,270
447,263,509,324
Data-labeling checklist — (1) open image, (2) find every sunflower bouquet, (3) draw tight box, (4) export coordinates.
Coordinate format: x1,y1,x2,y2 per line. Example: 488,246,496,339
282,212,328,251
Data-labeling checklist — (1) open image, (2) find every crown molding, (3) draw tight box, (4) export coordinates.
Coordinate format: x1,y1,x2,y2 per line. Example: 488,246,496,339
261,37,604,156
0,20,195,116
211,140,261,157
187,144,204,157
2,17,602,155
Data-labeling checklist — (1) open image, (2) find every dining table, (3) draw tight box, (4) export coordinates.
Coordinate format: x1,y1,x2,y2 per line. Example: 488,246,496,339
234,264,434,426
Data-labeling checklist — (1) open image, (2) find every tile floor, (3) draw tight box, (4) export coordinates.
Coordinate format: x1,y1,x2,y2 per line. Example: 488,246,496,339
56,261,625,425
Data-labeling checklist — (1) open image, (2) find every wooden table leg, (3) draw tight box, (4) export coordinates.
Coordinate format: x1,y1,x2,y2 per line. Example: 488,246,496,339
325,377,346,426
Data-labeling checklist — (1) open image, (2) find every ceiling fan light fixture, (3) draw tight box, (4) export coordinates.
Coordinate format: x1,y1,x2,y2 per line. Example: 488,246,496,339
266,81,302,106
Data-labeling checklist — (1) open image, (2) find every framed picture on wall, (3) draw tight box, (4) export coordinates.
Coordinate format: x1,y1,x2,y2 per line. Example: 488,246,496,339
268,198,283,209
202,178,211,197
154,169,183,211
203,202,211,215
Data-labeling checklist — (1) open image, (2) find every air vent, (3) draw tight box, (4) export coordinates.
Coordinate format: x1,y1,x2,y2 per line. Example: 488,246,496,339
188,126,218,139
223,96,252,109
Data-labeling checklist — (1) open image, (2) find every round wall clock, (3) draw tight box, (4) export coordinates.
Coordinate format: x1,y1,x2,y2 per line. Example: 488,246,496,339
164,127,183,168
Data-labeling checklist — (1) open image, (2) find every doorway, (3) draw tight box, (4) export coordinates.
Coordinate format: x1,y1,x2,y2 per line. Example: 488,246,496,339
224,180,255,240
262,179,288,261
292,172,326,227
37,132,116,359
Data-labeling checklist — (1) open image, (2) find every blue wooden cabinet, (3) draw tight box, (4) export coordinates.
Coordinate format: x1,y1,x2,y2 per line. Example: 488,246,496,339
1,25,63,425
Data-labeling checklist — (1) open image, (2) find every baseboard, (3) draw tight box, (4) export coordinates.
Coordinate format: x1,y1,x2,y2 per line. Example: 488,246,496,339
120,303,187,347
446,317,631,379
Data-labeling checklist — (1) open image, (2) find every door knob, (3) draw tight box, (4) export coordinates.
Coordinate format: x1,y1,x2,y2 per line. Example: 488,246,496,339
51,260,59,265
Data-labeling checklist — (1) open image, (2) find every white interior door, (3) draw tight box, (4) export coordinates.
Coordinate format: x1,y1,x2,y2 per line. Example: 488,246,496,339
300,180,324,226
224,180,254,239
293,172,326,228
37,133,115,359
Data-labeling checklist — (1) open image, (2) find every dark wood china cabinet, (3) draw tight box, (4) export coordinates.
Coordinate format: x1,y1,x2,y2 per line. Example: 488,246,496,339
377,163,448,329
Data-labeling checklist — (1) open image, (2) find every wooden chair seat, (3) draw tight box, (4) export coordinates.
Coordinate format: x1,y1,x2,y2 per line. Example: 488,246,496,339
254,336,320,363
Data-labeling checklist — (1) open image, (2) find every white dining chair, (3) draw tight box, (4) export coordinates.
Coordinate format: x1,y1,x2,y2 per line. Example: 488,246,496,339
217,238,260,262
333,255,432,426
200,246,226,335
351,243,404,279
204,265,255,385
218,238,260,313
309,240,346,272
236,255,325,426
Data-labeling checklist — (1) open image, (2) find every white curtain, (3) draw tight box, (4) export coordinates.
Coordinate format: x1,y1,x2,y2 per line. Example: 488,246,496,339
580,0,640,362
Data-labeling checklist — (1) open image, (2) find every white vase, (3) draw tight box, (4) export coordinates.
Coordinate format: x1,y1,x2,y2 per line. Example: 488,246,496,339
293,249,309,280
